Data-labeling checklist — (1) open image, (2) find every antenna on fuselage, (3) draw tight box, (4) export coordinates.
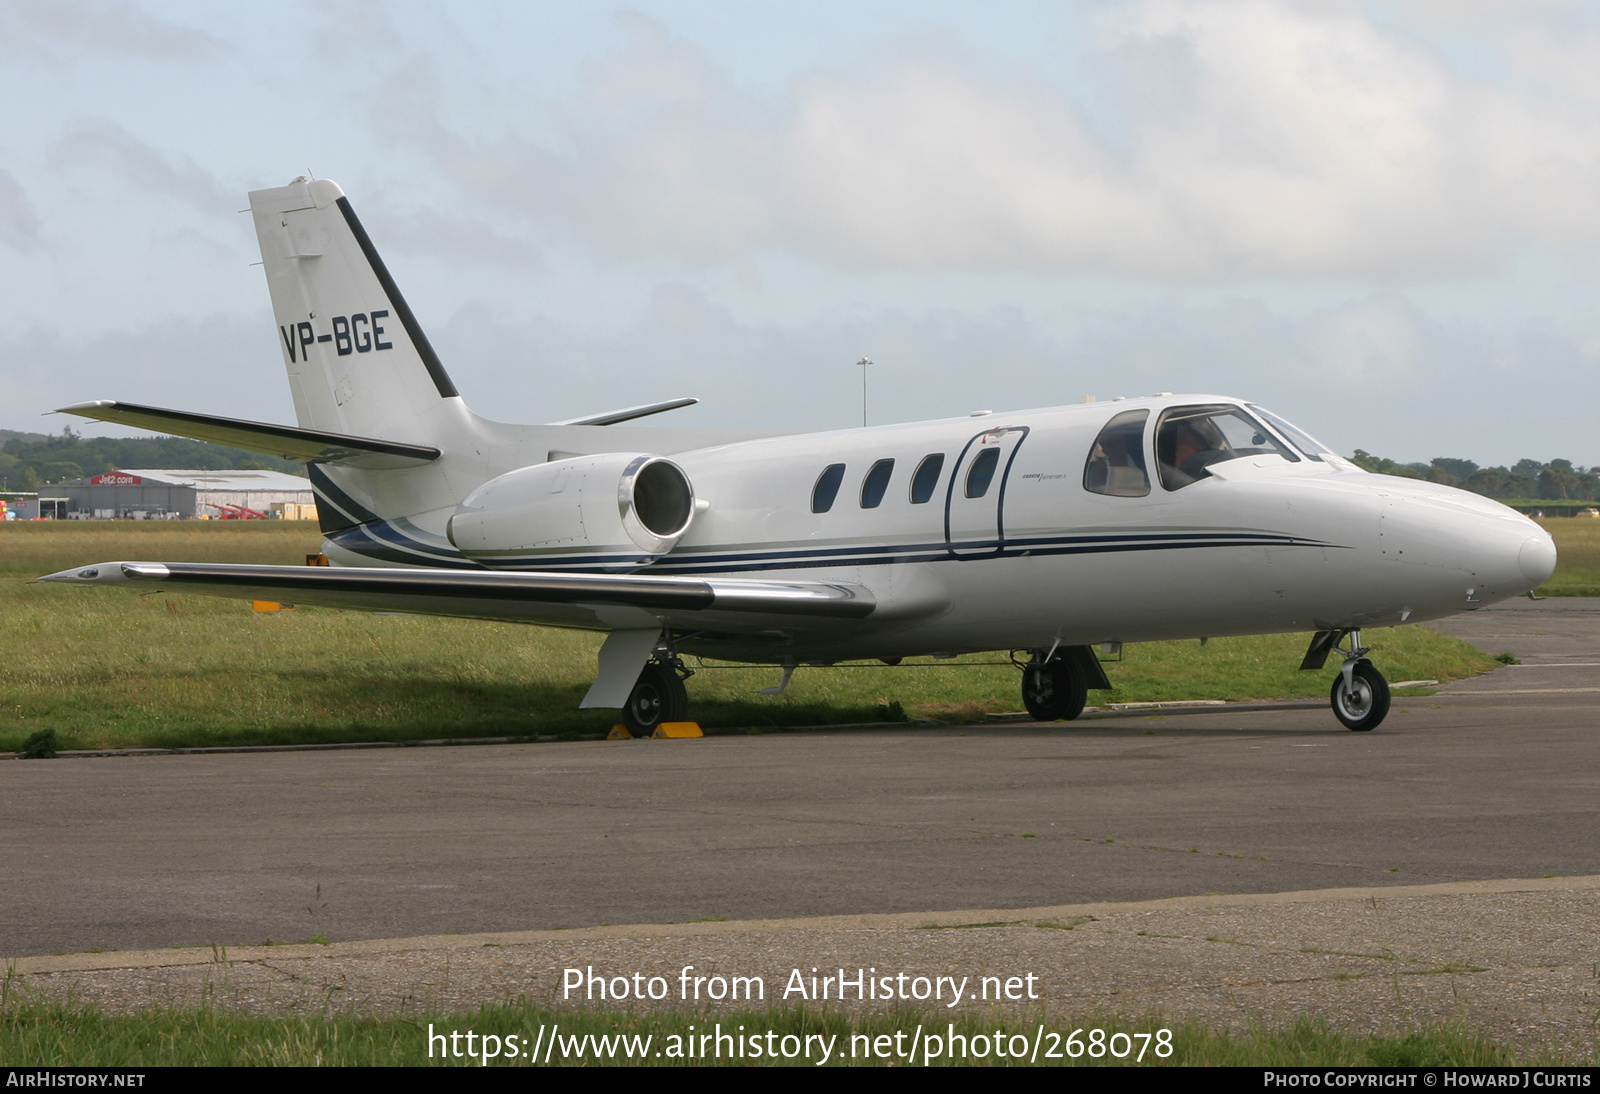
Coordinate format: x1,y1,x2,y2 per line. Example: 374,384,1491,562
856,357,872,427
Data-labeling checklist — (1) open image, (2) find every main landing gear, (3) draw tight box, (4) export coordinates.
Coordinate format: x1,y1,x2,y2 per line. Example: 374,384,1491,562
622,654,693,737
1015,646,1113,722
1302,628,1391,732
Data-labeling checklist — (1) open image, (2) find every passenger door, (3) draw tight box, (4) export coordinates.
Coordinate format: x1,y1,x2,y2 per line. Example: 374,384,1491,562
944,426,1029,559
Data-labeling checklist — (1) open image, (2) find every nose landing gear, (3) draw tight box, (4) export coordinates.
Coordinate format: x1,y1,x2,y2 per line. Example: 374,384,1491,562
1331,660,1390,731
1304,628,1391,731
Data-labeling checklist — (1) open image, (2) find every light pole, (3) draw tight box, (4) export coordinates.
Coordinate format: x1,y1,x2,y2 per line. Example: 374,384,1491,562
856,357,871,428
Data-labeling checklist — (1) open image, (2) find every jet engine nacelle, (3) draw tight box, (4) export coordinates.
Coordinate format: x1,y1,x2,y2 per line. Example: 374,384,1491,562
446,452,696,568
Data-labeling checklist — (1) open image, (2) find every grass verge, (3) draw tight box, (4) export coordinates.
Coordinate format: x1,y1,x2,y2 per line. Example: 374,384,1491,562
0,994,1586,1067
3,522,1497,751
1535,518,1600,597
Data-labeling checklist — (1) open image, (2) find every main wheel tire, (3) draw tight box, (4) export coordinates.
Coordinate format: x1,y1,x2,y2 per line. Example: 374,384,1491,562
1330,661,1390,731
662,666,689,722
1021,657,1088,722
623,662,689,737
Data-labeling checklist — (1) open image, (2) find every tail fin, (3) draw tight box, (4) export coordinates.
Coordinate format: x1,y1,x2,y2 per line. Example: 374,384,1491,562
249,177,462,440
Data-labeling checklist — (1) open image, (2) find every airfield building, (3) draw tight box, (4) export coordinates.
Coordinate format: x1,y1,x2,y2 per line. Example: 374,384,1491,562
0,492,41,519
54,469,316,520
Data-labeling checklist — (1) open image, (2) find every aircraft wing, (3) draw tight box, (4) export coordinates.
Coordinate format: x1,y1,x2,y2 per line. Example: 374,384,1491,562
37,561,876,631
56,401,440,469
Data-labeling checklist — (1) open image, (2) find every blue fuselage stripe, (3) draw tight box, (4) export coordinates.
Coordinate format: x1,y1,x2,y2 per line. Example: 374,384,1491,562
320,515,1332,575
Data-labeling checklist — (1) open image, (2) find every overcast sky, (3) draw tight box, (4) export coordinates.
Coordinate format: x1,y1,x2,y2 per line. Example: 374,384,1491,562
2,0,1597,466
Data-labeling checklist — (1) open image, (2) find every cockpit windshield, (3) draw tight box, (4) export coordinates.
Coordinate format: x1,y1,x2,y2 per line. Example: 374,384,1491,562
1247,404,1335,463
1156,404,1298,490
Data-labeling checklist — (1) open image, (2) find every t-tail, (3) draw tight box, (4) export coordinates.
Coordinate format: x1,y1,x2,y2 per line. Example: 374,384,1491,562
247,177,491,550
60,176,492,553
251,177,465,447
57,176,731,567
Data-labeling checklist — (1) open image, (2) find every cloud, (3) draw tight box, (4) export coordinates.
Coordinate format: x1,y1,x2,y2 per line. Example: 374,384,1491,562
1288,295,1431,386
4,282,1584,467
0,0,223,63
384,3,1600,280
0,311,292,434
308,0,404,63
52,117,232,215
365,204,537,268
408,279,1595,465
0,169,41,249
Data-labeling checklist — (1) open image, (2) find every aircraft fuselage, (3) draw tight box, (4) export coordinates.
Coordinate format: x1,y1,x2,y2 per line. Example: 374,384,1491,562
315,394,1555,665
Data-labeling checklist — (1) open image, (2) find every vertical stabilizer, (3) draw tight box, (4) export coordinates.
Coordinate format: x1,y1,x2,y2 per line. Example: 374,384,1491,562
249,178,462,441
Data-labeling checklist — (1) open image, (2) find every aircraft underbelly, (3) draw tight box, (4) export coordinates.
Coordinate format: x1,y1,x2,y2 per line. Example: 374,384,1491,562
729,485,1409,659
915,547,1348,647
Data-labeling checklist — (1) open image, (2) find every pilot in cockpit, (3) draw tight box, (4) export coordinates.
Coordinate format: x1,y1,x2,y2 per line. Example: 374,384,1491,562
1156,405,1301,489
1161,417,1229,486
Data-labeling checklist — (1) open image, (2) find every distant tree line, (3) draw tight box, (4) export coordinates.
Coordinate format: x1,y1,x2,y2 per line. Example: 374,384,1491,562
0,427,304,490
1350,451,1600,501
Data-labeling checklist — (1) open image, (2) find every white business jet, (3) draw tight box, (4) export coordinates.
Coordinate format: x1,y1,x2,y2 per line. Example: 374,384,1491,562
42,177,1558,735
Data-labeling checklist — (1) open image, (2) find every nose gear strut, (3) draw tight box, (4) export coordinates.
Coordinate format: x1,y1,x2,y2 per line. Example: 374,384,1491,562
1302,628,1391,731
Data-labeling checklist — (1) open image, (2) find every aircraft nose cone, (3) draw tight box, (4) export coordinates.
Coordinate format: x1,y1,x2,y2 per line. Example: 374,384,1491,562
1518,532,1558,585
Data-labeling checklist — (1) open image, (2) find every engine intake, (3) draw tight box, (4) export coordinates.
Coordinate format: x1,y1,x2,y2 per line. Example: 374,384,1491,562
447,453,696,568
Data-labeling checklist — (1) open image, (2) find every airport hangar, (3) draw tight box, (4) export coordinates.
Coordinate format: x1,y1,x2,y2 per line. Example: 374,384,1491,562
50,469,316,520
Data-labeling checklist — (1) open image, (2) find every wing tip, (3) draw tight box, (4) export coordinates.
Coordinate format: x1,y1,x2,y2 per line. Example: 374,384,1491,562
36,561,142,584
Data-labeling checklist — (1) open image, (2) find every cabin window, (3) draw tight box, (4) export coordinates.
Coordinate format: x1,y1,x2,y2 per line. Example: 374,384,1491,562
860,459,894,508
965,446,1001,498
1083,409,1151,497
1155,405,1298,490
909,453,944,504
811,463,846,513
1248,404,1330,462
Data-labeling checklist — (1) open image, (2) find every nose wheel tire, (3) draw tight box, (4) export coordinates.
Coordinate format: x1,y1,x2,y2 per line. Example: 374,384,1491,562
1330,661,1390,731
622,661,690,737
1022,656,1088,722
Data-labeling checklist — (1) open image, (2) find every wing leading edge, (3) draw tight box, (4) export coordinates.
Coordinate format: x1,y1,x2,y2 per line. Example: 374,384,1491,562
37,562,876,630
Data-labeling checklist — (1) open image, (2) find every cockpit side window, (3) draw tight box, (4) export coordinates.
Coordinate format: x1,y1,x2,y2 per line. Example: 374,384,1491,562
1155,405,1299,491
1083,409,1151,497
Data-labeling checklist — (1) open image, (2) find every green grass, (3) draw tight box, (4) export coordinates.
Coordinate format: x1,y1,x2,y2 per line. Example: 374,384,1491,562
0,994,1586,1067
1535,517,1600,597
1503,499,1600,513
0,518,328,572
1,521,1497,752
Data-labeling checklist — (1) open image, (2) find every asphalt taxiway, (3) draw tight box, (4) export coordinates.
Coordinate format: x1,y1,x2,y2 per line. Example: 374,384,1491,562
3,600,1597,960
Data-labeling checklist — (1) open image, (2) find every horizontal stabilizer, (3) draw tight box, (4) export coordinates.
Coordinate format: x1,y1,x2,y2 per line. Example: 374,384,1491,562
37,562,877,626
56,401,440,469
549,397,699,427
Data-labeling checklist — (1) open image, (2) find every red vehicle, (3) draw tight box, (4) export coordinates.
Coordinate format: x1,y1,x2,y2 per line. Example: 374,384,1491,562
210,504,267,520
